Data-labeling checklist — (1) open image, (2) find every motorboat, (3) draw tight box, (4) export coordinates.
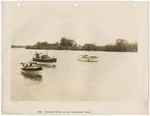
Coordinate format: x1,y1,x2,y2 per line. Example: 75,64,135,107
21,62,42,77
32,52,57,65
78,55,98,62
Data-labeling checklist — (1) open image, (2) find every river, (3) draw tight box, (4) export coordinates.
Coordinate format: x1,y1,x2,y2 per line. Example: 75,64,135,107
11,48,138,101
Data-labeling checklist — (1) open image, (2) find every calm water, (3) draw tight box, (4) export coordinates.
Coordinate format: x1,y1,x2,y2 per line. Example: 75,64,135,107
12,48,138,101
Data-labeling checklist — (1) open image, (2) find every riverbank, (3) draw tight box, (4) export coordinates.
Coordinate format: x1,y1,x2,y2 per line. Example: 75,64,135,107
12,38,138,52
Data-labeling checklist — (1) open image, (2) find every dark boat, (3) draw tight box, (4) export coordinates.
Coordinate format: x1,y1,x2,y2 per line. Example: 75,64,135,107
33,52,57,63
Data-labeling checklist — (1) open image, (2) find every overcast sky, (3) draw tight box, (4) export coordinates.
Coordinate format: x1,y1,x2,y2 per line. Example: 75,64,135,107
11,2,138,46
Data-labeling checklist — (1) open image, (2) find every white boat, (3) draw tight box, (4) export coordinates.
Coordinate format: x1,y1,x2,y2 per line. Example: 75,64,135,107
21,62,42,77
78,55,98,62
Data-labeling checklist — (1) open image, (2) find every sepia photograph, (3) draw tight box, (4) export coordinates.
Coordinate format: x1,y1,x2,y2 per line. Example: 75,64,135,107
2,1,149,115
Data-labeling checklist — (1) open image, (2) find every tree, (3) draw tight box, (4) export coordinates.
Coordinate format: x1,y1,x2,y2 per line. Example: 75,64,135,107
115,39,129,51
60,37,75,49
25,38,138,52
35,42,49,49
82,43,98,51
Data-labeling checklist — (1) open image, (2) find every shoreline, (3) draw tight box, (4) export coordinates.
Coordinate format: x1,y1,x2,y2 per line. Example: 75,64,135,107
11,48,138,53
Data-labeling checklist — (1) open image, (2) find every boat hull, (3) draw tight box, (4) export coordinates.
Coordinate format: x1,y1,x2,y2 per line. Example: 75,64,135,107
33,58,57,62
31,61,56,67
78,58,98,62
21,67,42,71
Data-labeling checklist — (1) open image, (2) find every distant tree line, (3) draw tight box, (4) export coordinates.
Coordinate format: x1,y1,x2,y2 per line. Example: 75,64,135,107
11,45,25,48
25,37,138,52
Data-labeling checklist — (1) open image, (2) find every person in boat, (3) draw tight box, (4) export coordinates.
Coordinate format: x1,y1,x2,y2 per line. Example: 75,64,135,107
23,63,28,68
41,55,45,59
23,63,32,68
23,64,25,67
35,52,40,58
29,63,32,67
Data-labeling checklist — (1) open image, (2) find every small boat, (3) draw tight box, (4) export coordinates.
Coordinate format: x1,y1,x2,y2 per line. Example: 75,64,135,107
32,52,57,64
78,55,98,62
21,62,42,77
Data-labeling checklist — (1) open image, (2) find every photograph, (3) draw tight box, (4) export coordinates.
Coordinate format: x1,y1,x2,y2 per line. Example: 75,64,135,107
2,1,149,115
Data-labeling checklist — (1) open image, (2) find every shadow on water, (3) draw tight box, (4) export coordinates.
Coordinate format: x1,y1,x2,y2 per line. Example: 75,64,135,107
21,72,42,82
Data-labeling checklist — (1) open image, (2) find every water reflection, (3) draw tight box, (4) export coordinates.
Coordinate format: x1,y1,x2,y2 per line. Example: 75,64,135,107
21,72,42,82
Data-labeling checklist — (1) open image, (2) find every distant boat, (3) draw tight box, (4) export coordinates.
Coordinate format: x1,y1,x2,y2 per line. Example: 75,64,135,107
78,55,98,62
32,52,57,65
21,62,42,77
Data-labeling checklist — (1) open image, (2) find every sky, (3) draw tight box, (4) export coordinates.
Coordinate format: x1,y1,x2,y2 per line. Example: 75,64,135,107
10,2,139,46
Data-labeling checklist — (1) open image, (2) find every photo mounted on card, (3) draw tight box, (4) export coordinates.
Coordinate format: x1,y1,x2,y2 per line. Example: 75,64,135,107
2,1,149,115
